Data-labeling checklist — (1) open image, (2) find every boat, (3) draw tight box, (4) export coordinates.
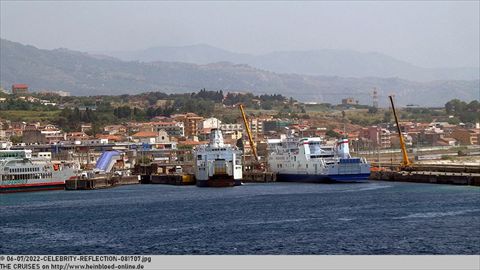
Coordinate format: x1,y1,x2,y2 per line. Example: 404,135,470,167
267,135,370,183
193,129,243,187
0,149,80,193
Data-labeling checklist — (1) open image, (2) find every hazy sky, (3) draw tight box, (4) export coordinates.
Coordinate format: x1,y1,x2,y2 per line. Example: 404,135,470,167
1,1,479,68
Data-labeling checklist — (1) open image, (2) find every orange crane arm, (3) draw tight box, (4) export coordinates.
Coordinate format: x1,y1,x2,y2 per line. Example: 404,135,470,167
389,95,411,167
239,104,259,161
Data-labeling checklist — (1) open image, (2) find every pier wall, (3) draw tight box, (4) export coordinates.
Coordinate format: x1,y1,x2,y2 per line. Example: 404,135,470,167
141,174,195,185
65,175,140,190
370,171,480,186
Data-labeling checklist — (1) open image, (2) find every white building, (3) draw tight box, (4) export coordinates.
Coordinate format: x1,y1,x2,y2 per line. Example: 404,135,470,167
201,117,222,130
220,123,243,133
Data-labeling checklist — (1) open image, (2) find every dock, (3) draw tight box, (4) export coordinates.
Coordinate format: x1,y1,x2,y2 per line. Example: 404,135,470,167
370,164,480,186
140,173,195,185
65,175,140,190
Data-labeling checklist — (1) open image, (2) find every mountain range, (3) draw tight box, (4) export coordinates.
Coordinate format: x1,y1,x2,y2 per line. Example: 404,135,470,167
1,39,479,107
97,44,480,82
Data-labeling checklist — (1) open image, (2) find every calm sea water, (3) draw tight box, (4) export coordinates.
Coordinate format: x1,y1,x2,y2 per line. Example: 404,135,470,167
1,181,479,254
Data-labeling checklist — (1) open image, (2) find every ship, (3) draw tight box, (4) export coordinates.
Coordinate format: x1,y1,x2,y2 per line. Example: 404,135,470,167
267,135,370,183
0,149,80,193
193,129,243,187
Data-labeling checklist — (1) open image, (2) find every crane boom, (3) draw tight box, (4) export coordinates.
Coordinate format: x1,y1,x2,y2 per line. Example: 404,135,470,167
239,104,259,161
389,95,412,167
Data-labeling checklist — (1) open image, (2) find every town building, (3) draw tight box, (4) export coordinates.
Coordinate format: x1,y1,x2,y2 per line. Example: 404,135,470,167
81,124,92,133
11,84,29,95
359,126,392,148
201,117,222,130
172,113,203,137
147,121,185,137
341,98,358,105
103,125,127,135
263,120,293,134
451,129,480,145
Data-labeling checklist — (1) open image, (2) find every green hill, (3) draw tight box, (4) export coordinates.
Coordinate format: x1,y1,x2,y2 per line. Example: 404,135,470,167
1,39,478,107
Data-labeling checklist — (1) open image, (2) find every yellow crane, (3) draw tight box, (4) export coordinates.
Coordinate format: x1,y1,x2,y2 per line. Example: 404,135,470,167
239,104,259,161
389,95,412,168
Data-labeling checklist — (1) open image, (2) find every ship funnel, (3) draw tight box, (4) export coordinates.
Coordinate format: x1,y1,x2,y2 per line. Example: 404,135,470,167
209,129,225,148
337,138,350,159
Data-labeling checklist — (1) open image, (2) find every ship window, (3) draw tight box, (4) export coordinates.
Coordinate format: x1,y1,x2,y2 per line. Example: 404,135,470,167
306,164,308,168
197,155,202,159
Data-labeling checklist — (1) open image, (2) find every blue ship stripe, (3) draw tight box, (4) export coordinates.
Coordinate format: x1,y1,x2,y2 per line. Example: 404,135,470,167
277,173,370,183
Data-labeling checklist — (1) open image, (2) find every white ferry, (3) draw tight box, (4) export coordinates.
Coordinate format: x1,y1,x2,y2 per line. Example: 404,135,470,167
267,135,370,183
0,149,80,193
194,129,243,187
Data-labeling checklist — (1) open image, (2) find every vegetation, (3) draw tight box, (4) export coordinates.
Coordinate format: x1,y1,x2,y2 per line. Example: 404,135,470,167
0,110,61,122
0,89,291,132
445,99,480,123
326,129,341,138
0,98,57,111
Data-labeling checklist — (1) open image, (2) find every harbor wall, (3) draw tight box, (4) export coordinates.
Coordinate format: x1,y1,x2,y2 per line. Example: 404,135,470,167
141,174,195,185
65,175,140,190
370,170,480,186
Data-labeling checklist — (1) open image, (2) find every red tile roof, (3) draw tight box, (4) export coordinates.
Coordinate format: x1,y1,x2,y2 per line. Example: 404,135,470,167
12,84,28,89
132,131,157,138
178,140,206,146
96,134,123,141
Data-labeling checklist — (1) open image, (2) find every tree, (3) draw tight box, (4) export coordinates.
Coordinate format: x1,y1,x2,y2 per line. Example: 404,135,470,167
326,129,340,138
383,111,392,123
114,106,132,119
445,99,480,123
10,135,23,144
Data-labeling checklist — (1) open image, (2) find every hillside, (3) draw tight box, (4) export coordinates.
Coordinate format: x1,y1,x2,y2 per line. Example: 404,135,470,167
97,44,480,82
1,39,478,107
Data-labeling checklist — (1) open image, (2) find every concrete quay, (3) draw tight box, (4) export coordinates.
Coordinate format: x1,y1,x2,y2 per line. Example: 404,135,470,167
370,170,480,186
65,175,140,190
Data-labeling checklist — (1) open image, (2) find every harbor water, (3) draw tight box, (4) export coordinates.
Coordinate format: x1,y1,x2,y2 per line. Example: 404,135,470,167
1,182,479,254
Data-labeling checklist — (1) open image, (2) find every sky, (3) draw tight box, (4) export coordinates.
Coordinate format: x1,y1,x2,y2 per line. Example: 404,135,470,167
1,1,479,68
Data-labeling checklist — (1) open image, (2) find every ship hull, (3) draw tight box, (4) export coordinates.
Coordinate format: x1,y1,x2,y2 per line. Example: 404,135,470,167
0,181,65,193
196,176,242,187
276,173,370,183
